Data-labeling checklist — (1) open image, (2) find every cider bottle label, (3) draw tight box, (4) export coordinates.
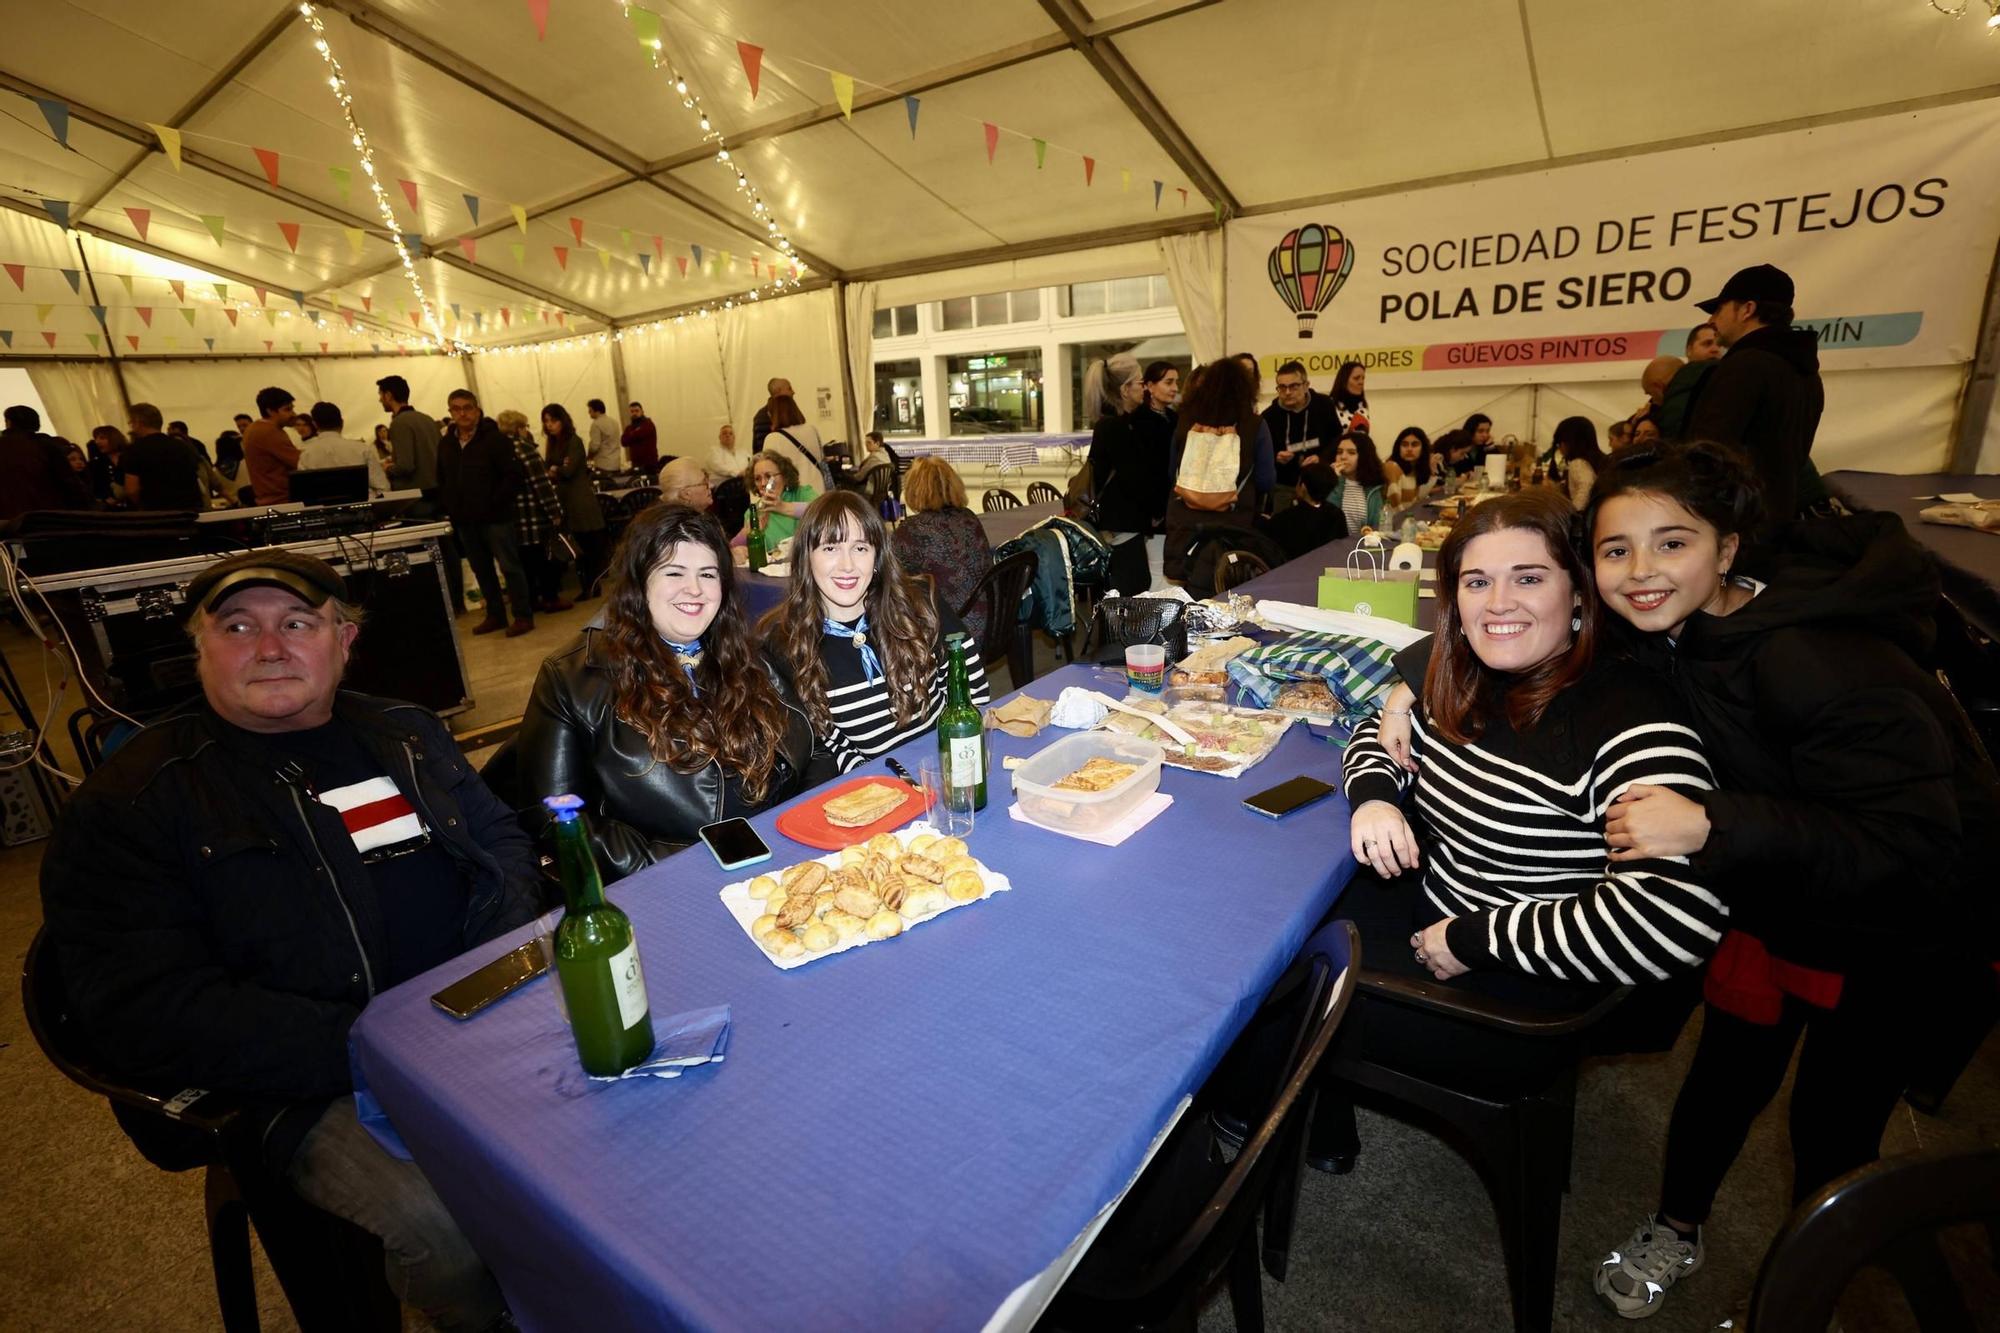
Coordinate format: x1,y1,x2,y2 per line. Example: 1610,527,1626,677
608,942,649,1031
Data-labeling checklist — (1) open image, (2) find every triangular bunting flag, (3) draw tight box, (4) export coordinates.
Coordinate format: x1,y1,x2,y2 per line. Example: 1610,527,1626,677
638,253,652,274
619,227,632,253
291,290,305,309
556,311,567,325
832,72,855,119
720,249,731,271
568,217,585,245
1034,138,1047,169
43,332,58,348
125,206,151,240
1178,187,1188,207
553,245,569,270
905,96,920,139
361,295,372,312
148,123,182,171
343,227,365,256
983,123,999,164
690,243,703,267
36,98,70,146
1083,156,1096,186
676,256,688,277
751,256,760,276
117,273,134,298
35,304,54,323
224,309,239,327
458,237,478,262
341,310,356,328
126,335,140,351
85,332,100,351
510,241,526,266
60,269,81,294
254,287,269,306
398,179,421,214
409,311,421,328
370,342,379,352
0,331,10,348
1121,168,1132,192
263,309,278,326
450,303,461,322
213,282,228,301
278,221,301,252
630,4,661,50
652,233,664,262
89,305,107,325
180,308,197,326
3,264,24,290
510,203,528,234
462,193,481,225
1153,179,1163,209
320,341,329,353
501,308,512,327
596,248,611,271
739,41,764,98
42,200,71,229
527,0,550,39
254,147,281,187
136,307,154,327
330,165,351,199
472,312,482,330
206,338,216,350
264,340,274,352
202,215,226,245
169,279,185,302
401,232,423,253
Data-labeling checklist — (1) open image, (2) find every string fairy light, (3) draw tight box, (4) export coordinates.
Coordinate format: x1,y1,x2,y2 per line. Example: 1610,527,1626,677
296,2,471,354
1927,0,2000,26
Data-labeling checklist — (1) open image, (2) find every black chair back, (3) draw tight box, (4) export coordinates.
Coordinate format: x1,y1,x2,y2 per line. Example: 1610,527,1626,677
1215,549,1271,594
1027,480,1063,505
624,486,661,512
982,488,1024,512
862,465,895,506
1749,1147,2000,1333
957,550,1038,686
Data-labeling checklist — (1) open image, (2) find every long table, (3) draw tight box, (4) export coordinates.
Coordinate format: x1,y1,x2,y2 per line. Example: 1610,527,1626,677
1236,534,1443,632
1825,469,2000,640
352,661,1358,1332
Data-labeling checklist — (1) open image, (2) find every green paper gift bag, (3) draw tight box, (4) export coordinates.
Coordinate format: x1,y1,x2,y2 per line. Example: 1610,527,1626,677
1317,547,1419,624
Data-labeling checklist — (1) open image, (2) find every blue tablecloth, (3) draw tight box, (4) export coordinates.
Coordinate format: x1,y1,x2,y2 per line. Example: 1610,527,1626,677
737,568,786,621
352,661,1358,1332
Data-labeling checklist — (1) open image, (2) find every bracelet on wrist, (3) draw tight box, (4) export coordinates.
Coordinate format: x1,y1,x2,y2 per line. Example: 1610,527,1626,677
1382,708,1413,717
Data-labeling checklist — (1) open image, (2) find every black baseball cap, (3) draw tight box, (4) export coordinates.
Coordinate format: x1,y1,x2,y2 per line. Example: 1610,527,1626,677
1695,264,1794,314
185,549,348,616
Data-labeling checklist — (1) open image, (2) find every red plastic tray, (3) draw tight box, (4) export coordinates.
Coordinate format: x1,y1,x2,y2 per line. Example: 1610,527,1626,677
773,776,926,850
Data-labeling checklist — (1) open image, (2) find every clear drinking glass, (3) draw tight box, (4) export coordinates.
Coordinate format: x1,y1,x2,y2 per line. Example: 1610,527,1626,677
919,758,976,836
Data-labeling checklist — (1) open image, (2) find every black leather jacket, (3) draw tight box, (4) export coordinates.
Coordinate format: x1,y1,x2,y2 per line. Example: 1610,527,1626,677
38,693,542,1169
518,623,815,880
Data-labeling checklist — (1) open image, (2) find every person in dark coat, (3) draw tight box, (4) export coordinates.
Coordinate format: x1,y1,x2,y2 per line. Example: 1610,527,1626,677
438,389,534,637
1265,461,1347,559
1261,359,1342,512
0,404,92,520
1084,353,1157,594
543,403,609,598
1682,264,1826,543
119,402,205,512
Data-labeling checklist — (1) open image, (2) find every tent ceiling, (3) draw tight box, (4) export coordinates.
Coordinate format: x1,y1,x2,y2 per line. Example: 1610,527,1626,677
4,0,1996,354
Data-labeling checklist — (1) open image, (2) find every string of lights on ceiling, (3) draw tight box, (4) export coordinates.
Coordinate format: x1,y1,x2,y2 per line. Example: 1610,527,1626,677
1927,0,2000,27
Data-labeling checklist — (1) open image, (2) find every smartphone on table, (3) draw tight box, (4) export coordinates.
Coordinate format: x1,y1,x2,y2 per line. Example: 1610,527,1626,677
1243,775,1338,819
430,939,550,1020
699,817,772,870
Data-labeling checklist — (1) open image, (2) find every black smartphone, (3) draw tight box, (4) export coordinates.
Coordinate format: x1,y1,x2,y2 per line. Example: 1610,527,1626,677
1243,775,1338,819
430,939,550,1020
699,817,773,870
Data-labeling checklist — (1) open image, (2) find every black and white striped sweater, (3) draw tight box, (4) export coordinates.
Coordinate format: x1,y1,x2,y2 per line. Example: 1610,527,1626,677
816,606,990,773
1343,653,1726,985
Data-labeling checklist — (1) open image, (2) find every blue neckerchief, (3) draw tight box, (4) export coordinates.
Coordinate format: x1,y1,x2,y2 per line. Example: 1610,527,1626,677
822,614,882,684
664,636,703,694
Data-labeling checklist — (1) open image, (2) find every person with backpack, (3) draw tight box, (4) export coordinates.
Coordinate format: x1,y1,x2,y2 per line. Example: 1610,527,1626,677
1162,360,1275,580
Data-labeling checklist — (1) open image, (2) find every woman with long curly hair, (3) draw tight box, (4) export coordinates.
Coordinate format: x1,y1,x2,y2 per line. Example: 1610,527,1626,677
762,490,989,778
518,504,812,879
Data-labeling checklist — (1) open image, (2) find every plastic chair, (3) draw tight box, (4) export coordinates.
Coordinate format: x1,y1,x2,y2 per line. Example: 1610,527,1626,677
623,486,661,513
1749,1147,2000,1333
957,549,1038,688
1045,921,1360,1333
1027,480,1063,506
982,488,1025,512
21,928,400,1332
1322,972,1633,1332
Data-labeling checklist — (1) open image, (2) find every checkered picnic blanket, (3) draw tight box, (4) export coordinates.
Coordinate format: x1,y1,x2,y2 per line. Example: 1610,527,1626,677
1226,630,1402,733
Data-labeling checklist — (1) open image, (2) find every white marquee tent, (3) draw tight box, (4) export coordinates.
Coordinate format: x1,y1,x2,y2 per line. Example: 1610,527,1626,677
4,0,2000,470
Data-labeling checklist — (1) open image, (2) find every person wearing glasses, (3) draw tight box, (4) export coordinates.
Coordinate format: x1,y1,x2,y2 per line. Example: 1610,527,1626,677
1261,359,1340,514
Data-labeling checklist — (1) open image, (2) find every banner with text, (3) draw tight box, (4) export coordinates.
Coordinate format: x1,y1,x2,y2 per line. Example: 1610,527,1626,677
1225,101,2000,386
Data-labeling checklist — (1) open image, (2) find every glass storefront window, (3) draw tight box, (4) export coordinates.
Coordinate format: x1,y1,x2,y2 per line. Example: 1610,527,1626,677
871,304,918,338
872,358,924,437
1067,335,1192,429
945,349,1043,435
937,289,1040,332
1062,275,1173,319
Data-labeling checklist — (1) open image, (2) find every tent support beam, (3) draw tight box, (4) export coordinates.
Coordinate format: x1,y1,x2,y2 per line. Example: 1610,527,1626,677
1952,233,2000,473
318,0,846,280
609,336,631,419
331,174,636,290
67,9,297,218
6,350,471,364
0,197,411,344
1244,82,2000,217
841,215,1214,283
73,235,132,419
831,280,863,447
600,278,837,334
431,251,612,325
1035,0,1238,218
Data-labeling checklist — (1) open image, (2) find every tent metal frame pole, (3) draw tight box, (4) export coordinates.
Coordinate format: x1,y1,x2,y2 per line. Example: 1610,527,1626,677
608,336,632,419
842,215,1215,283
5,351,468,365
602,278,837,335
429,252,613,326
72,236,132,421
324,173,635,291
1952,233,2000,473
831,280,863,447
1035,0,1238,218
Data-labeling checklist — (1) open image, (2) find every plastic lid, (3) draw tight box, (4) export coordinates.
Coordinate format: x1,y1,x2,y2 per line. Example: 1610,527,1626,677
542,794,584,820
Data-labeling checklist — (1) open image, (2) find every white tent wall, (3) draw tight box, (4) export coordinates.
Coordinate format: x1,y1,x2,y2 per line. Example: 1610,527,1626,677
117,356,470,444
24,361,124,442
615,319,732,466
469,342,617,429
717,287,848,446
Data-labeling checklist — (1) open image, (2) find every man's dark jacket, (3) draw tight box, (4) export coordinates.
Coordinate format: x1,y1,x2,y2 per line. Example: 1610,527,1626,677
39,693,542,1168
0,427,91,521
437,415,524,525
1684,324,1823,536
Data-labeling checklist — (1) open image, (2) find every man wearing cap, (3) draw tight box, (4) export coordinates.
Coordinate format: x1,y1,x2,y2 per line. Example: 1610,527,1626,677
1684,263,1825,535
40,549,540,1331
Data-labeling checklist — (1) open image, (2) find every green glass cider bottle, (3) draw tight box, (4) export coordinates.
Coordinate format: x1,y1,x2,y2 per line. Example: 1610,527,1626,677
544,795,655,1076
937,632,987,811
745,501,767,572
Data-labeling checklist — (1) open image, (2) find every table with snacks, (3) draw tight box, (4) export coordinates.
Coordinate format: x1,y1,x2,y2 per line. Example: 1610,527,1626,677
1235,533,1444,633
351,660,1360,1332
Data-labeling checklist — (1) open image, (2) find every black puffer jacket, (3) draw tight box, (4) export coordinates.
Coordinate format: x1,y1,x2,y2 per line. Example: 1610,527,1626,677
1621,512,2000,974
1684,323,1823,538
517,621,815,880
39,694,541,1168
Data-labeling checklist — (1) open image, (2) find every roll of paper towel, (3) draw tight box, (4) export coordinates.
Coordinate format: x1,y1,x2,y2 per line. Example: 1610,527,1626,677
1389,541,1423,572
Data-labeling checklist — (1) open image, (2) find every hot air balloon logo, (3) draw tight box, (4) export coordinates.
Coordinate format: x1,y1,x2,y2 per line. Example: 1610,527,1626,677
1267,223,1355,339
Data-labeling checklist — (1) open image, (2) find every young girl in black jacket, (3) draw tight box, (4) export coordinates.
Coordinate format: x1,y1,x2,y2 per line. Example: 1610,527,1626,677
1580,441,2000,1317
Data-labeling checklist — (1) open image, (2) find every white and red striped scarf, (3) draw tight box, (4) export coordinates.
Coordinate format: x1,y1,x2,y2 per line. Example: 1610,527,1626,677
315,776,429,857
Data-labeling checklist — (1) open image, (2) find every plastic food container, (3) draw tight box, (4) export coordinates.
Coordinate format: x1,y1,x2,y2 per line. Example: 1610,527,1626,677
1012,731,1165,835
